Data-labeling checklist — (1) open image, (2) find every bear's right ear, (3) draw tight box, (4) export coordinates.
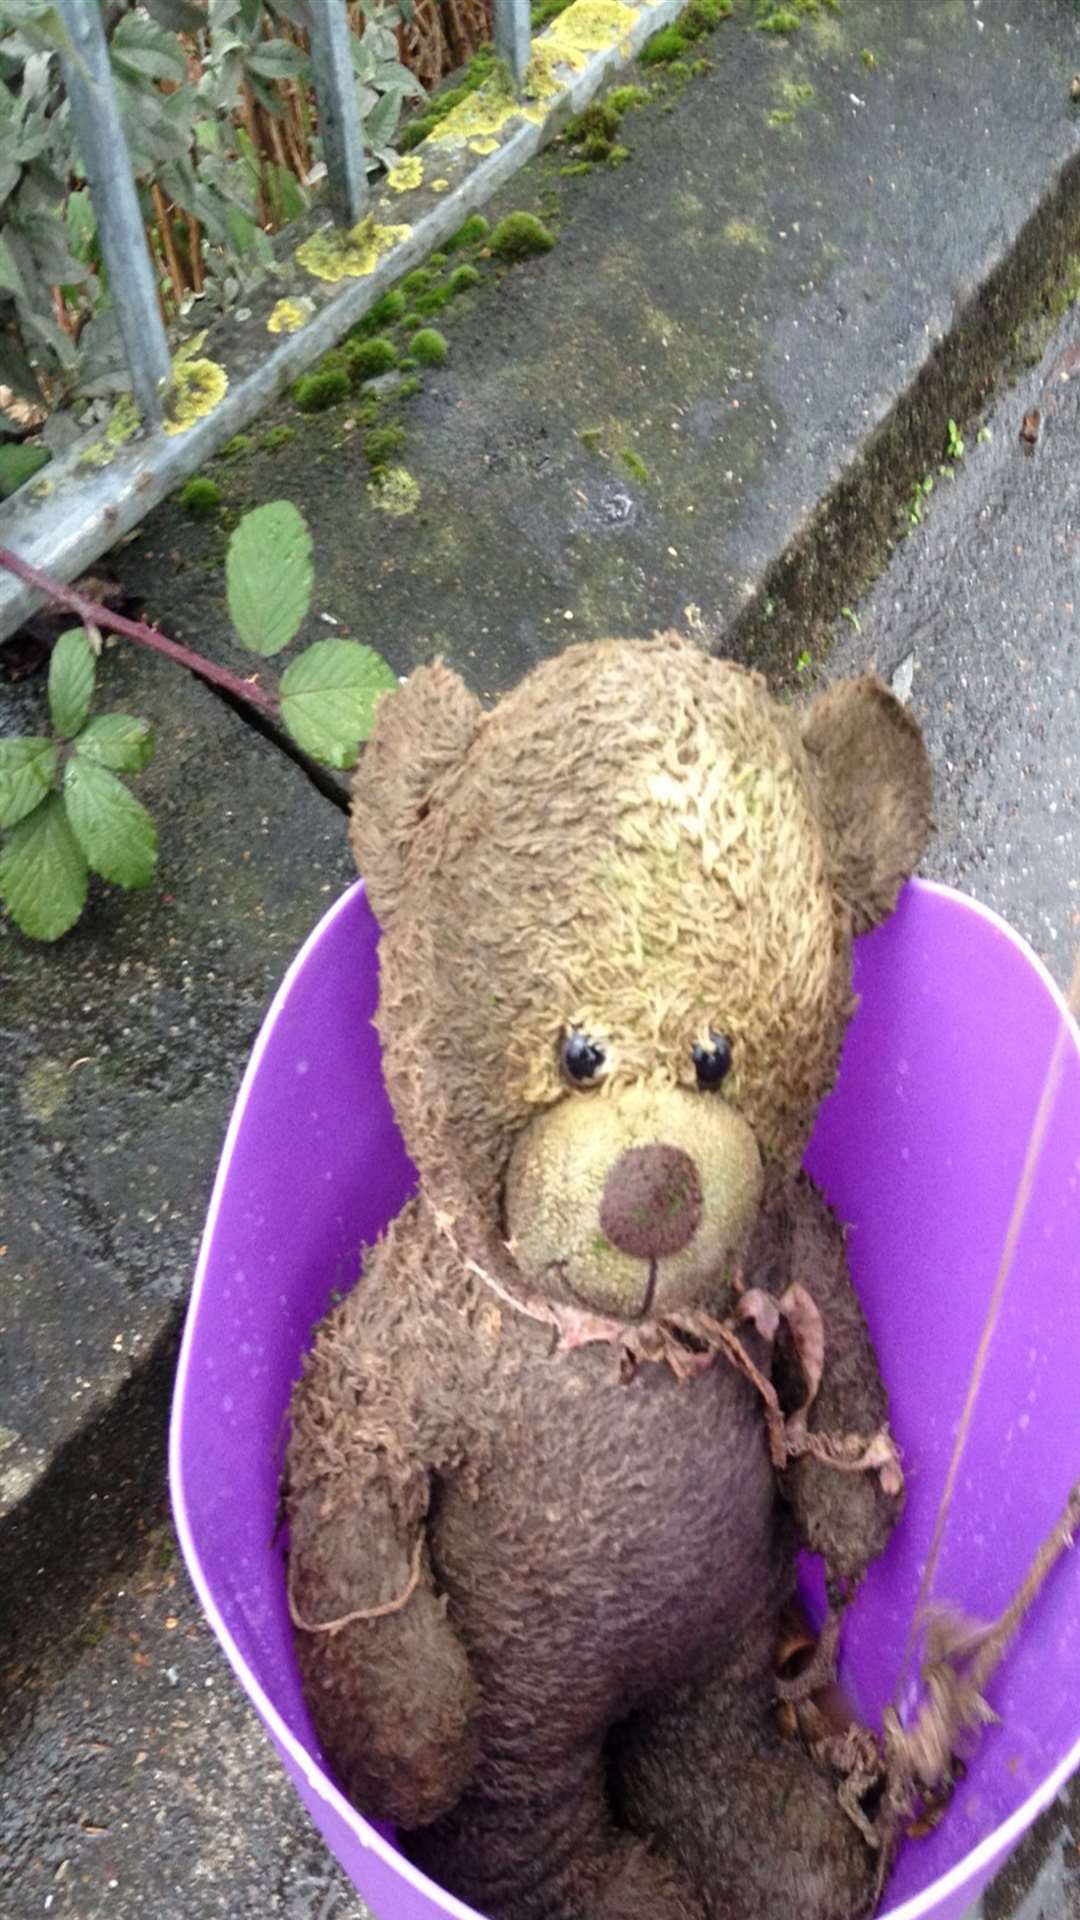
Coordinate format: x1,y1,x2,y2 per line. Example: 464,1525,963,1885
349,662,482,924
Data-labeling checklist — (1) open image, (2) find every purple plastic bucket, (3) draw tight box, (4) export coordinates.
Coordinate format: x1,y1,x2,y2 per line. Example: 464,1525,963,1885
170,878,1080,1920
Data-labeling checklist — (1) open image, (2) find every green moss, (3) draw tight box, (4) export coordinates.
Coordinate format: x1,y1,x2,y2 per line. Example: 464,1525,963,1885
402,311,423,330
368,464,420,516
415,287,451,315
293,366,350,412
351,395,382,429
767,108,795,125
410,327,449,366
447,213,489,251
578,427,604,451
397,46,499,151
607,84,649,114
447,263,481,293
641,26,689,61
260,423,296,452
757,7,801,30
398,375,423,399
399,117,438,152
861,46,877,67
684,0,731,24
561,160,594,176
619,448,648,483
218,432,256,462
401,268,433,297
429,251,448,269
343,335,398,382
608,143,630,165
566,101,620,144
531,0,572,24
780,79,815,104
667,59,692,78
179,475,222,518
399,355,418,370
356,288,407,331
490,212,555,260
363,423,408,467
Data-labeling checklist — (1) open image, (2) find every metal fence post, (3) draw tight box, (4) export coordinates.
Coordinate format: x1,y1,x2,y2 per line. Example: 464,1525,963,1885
307,0,369,228
494,0,532,95
57,1,172,427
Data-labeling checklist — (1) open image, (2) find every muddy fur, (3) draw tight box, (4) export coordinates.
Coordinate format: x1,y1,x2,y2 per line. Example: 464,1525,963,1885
287,636,933,1920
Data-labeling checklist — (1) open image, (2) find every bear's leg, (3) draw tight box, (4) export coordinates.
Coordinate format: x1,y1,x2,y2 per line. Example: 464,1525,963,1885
611,1614,877,1920
406,1741,706,1920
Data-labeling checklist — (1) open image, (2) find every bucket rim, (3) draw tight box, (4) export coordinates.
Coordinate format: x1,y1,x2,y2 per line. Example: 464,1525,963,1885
168,875,1080,1920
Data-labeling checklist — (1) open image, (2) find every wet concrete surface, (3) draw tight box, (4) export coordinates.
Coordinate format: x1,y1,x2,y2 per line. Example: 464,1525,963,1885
0,1517,369,1920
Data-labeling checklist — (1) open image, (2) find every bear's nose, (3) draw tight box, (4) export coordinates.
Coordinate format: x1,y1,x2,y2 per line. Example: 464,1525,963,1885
599,1145,703,1261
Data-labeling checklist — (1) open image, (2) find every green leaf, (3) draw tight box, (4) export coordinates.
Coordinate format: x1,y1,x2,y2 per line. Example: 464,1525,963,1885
0,230,27,299
63,760,158,889
0,790,87,940
0,735,57,827
245,38,308,80
280,639,398,769
111,13,188,84
48,628,96,738
0,333,41,404
142,0,208,32
0,440,50,500
226,501,313,657
75,713,155,774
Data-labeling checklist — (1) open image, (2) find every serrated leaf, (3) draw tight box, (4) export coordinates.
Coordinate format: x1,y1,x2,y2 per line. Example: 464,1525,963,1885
0,790,87,940
48,629,96,738
245,37,307,79
0,736,57,827
63,760,157,889
75,714,155,774
143,0,207,33
226,501,313,657
111,13,188,84
280,639,398,769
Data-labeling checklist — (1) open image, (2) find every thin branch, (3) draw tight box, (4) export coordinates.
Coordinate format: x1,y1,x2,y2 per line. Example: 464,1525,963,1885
0,547,279,720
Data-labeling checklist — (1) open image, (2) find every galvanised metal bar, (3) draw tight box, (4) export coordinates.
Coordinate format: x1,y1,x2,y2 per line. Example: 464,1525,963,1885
494,0,533,94
56,0,172,426
307,0,370,228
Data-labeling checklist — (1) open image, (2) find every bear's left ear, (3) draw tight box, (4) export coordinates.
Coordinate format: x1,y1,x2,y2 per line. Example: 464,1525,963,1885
801,675,933,935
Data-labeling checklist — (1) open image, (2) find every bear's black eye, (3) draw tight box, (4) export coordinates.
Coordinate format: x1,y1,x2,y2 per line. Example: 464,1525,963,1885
562,1030,606,1085
693,1032,733,1090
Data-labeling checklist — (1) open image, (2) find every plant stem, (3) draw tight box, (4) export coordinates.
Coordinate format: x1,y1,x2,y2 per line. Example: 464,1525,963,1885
0,548,280,720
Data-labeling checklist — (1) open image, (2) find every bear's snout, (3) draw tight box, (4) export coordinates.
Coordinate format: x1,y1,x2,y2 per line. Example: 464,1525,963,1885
599,1145,702,1260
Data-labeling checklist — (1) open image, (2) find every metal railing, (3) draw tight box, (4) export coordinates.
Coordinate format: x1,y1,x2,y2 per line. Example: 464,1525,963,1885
0,0,683,641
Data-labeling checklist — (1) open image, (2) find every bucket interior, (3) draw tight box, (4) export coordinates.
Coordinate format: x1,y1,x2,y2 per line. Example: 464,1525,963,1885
170,879,1080,1920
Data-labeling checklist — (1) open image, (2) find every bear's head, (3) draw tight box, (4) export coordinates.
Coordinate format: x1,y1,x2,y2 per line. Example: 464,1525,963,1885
352,636,931,1322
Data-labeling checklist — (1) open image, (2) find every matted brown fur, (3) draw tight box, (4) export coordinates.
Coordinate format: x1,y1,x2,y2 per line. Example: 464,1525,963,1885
287,635,933,1920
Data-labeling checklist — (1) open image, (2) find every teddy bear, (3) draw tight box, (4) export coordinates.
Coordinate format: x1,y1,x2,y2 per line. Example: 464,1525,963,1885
285,633,933,1920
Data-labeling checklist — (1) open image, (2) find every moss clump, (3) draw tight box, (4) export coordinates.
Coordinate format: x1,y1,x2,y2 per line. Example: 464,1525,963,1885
641,26,689,62
369,288,407,327
400,268,433,298
369,465,421,516
260,424,296,453
429,252,449,269
293,366,350,412
608,84,649,114
219,432,255,462
402,311,423,331
578,427,603,451
410,327,449,366
447,213,489,251
352,395,383,429
565,101,620,144
861,47,877,68
344,335,398,382
608,143,630,165
531,0,572,24
447,263,481,294
398,375,423,400
619,448,648,483
561,160,593,176
490,212,555,261
757,7,801,30
363,424,408,467
415,287,451,315
179,476,222,518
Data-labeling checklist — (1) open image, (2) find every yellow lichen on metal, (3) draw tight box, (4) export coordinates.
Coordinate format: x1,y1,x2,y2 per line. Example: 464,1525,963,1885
542,0,640,56
387,155,424,192
296,218,413,283
77,392,142,468
163,354,228,435
267,296,315,333
432,177,450,190
468,136,500,155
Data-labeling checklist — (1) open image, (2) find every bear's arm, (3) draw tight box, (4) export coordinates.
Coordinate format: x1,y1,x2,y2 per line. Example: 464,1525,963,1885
286,1210,480,1829
769,1174,904,1581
